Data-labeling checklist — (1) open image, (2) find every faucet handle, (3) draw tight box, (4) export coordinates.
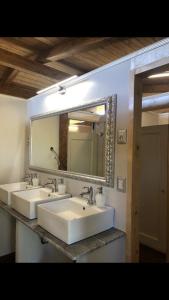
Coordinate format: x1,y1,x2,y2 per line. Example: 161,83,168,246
83,186,90,190
83,186,93,191
48,178,57,183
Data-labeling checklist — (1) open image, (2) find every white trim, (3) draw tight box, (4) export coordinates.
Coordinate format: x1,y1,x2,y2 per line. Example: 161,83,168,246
28,38,169,101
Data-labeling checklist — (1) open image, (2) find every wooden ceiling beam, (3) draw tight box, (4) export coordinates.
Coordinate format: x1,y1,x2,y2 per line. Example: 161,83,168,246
34,37,56,46
0,48,66,81
11,37,50,52
44,61,83,75
0,38,86,83
47,37,111,61
0,68,15,87
0,37,36,55
0,83,37,99
3,69,19,85
0,53,40,88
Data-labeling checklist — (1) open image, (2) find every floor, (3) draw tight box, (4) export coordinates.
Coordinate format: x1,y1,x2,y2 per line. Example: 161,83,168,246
0,253,15,263
139,244,166,263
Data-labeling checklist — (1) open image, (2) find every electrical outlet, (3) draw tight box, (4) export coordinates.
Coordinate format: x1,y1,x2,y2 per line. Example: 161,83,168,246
117,177,126,193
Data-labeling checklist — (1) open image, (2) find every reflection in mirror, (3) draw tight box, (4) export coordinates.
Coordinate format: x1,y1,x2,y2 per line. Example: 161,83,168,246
31,105,106,177
30,115,60,170
66,104,106,176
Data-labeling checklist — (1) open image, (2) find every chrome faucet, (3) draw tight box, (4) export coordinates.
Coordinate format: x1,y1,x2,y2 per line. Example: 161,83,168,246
23,173,34,185
43,178,57,193
80,186,94,205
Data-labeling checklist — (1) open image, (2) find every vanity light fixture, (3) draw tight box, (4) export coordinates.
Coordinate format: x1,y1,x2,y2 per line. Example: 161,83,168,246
148,71,169,78
57,86,66,95
37,75,78,94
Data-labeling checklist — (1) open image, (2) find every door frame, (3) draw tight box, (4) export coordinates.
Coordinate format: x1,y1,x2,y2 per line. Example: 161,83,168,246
126,56,169,262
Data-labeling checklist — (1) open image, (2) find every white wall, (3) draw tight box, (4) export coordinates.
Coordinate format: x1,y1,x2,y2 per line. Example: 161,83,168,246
27,60,130,232
0,94,27,184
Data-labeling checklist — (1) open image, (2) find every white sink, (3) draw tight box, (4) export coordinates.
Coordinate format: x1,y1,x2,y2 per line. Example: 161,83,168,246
0,182,41,206
11,188,71,219
37,197,115,244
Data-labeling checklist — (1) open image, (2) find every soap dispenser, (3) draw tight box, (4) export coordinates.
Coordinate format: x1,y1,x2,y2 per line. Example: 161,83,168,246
58,178,66,195
95,187,105,208
32,173,39,187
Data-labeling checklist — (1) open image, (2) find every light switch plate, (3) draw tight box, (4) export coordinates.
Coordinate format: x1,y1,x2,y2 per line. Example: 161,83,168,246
117,128,127,144
117,177,126,193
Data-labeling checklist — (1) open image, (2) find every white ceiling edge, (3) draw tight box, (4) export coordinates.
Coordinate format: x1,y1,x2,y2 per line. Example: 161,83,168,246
28,38,169,101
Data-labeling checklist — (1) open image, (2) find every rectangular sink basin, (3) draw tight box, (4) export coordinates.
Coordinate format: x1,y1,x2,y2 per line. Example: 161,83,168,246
37,197,115,244
0,182,41,206
11,188,71,219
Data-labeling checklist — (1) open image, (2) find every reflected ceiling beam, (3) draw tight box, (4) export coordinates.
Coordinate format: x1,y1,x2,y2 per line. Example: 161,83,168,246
0,48,66,81
47,37,111,61
142,92,169,111
0,83,37,99
143,83,169,94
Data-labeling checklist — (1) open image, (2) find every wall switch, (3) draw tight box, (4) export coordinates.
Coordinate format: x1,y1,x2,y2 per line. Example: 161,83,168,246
117,128,127,144
117,177,126,193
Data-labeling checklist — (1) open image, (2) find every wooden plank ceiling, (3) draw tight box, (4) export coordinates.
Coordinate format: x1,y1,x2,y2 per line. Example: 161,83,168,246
0,37,164,99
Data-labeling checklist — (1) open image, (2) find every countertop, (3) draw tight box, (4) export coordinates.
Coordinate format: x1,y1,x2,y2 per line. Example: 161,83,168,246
0,200,125,261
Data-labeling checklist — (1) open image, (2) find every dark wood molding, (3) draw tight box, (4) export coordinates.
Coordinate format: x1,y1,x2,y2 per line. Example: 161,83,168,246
59,114,68,171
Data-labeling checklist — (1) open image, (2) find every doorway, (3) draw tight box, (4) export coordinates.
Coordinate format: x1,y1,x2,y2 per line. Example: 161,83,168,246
139,124,168,262
127,60,169,262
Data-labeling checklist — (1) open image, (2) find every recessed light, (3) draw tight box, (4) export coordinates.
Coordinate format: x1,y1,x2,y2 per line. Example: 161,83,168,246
148,71,169,78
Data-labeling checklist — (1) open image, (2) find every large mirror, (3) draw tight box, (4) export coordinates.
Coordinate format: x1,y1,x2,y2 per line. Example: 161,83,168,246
29,95,117,186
